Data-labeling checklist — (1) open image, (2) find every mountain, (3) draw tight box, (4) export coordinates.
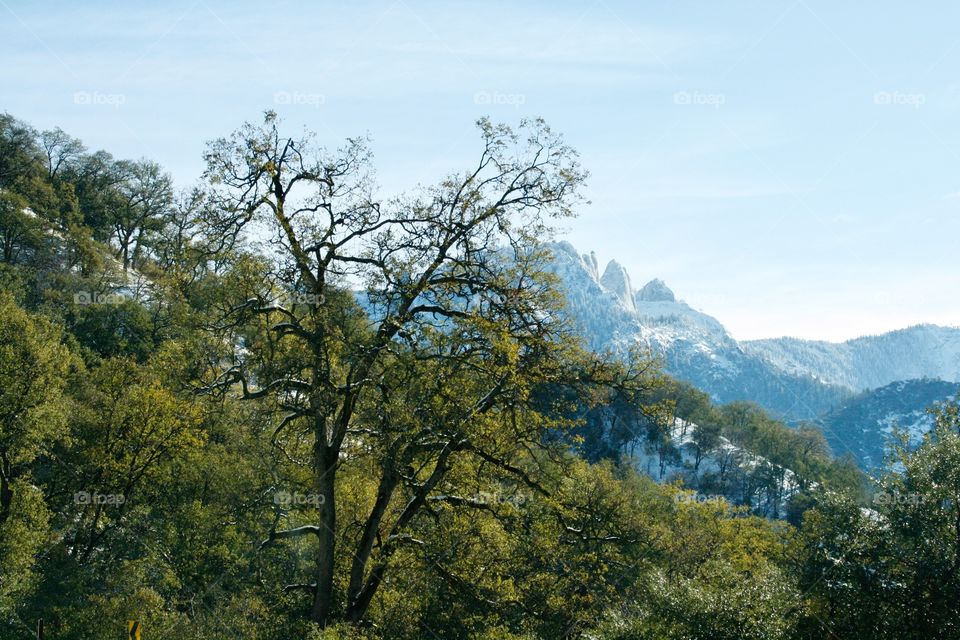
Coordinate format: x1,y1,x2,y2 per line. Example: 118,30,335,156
744,326,960,391
547,242,850,420
545,241,960,430
815,379,960,469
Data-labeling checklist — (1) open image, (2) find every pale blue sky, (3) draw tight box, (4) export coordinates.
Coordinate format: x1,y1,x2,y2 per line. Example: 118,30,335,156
3,0,959,340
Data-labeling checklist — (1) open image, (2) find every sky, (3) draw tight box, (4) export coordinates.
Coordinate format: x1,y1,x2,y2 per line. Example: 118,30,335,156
3,0,959,342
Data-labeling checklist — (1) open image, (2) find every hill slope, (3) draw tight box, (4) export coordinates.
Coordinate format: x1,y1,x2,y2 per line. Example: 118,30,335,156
815,379,960,468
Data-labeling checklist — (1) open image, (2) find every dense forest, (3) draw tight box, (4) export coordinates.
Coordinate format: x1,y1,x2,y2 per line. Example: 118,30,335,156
1,111,959,639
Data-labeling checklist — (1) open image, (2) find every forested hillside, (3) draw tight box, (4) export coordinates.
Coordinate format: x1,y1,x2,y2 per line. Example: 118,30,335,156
815,379,960,468
1,112,959,639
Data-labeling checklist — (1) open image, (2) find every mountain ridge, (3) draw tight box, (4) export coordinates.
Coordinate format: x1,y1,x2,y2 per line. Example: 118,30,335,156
744,324,960,391
546,241,960,428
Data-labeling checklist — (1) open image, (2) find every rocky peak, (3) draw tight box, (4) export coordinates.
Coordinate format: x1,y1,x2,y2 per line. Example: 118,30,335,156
581,251,600,283
636,278,676,303
600,259,636,313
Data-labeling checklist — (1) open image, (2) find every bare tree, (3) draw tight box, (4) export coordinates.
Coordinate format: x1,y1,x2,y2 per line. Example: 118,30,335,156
39,127,86,180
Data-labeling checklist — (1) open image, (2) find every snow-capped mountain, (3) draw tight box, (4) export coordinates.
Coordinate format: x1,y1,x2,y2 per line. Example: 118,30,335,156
547,242,849,420
546,241,960,429
744,327,960,391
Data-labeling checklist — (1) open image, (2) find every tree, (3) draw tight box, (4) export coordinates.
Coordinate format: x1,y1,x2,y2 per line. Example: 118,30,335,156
879,403,960,638
39,127,86,181
0,294,72,613
795,403,960,640
64,150,125,237
199,111,601,626
594,484,799,640
111,159,174,269
932,401,960,434
67,299,157,361
62,358,205,565
0,294,71,525
690,419,722,472
0,190,44,264
0,113,42,189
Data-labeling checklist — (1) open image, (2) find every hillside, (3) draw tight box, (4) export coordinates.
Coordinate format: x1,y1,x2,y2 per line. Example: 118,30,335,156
2,110,958,640
815,378,960,469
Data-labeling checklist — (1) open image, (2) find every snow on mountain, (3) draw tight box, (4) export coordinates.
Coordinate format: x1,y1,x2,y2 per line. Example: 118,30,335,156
636,278,675,303
744,326,960,391
546,241,849,421
544,241,960,466
815,379,960,469
600,260,636,314
547,241,735,354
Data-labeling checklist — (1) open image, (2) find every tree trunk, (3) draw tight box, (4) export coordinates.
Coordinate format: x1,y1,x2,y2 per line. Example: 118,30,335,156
346,466,399,621
310,444,338,626
346,560,388,623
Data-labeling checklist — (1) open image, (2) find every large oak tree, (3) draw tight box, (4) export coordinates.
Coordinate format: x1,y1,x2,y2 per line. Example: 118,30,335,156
200,112,624,625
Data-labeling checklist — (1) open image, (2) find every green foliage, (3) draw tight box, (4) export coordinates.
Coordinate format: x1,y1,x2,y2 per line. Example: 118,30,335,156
66,299,156,361
0,292,71,619
598,562,798,640
794,404,960,640
0,481,50,615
